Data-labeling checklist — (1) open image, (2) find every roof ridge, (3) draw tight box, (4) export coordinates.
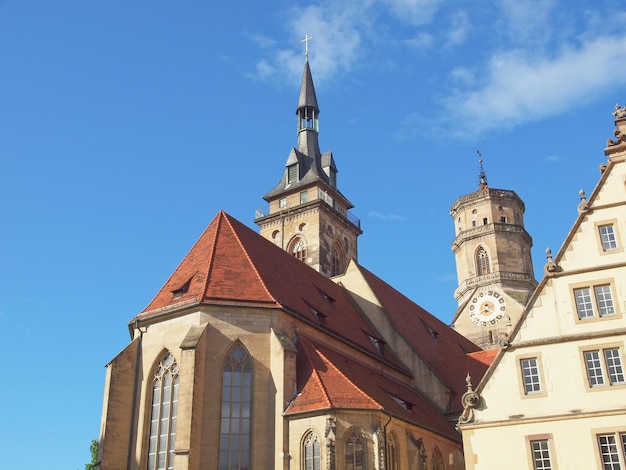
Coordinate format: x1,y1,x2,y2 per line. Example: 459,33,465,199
140,214,221,312
200,210,224,301
221,212,279,306
299,337,332,408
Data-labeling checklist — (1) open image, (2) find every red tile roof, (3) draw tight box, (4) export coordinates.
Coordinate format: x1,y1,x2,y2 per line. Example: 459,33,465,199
136,211,406,366
431,349,498,414
357,264,482,363
352,265,496,412
287,336,461,442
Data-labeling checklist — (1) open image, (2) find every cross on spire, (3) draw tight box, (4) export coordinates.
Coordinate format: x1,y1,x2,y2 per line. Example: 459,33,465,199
301,34,313,58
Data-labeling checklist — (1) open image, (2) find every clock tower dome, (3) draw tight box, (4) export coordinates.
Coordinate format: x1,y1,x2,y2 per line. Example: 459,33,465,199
450,159,537,349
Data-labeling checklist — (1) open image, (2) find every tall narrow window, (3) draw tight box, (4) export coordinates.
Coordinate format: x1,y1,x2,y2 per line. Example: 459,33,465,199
219,345,252,470
288,164,298,184
520,358,541,394
345,429,365,470
290,237,307,263
388,433,399,470
147,353,179,470
330,242,344,276
597,433,626,469
431,447,444,470
530,439,552,470
303,431,321,470
476,247,490,275
599,224,618,251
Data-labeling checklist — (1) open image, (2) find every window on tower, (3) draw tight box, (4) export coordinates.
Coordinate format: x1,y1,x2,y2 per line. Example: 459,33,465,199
476,246,490,276
289,237,307,263
330,242,345,276
287,164,298,184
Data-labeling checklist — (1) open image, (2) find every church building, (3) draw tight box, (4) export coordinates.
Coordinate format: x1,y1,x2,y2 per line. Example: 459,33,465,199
96,56,496,470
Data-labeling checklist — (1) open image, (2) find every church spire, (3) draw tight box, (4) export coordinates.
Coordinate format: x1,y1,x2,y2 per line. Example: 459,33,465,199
477,151,488,189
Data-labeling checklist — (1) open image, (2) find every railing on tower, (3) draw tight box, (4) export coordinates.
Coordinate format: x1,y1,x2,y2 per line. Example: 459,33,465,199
255,190,360,230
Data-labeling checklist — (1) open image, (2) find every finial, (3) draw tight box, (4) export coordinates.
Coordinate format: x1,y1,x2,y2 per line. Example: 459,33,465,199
477,151,488,189
544,246,559,274
612,103,626,119
301,34,313,59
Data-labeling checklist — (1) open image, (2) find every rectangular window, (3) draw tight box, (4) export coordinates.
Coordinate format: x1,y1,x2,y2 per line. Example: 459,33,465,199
599,224,618,251
595,285,616,316
597,433,626,469
521,358,542,394
279,197,288,208
300,190,308,204
530,439,552,470
584,348,625,388
483,217,489,225
287,164,298,184
500,216,507,223
574,284,616,320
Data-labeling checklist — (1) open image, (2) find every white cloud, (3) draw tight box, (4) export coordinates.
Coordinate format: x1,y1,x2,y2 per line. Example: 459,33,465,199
369,211,408,221
404,32,434,50
382,0,444,26
443,35,626,138
445,10,470,47
497,0,557,46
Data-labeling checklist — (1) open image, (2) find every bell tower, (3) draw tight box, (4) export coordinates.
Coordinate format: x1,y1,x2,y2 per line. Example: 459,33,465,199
450,159,537,349
255,50,361,277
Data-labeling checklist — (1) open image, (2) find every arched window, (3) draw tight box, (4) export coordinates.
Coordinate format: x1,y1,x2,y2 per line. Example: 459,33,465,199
219,345,252,470
476,246,490,276
147,352,179,470
290,237,307,263
345,428,366,470
431,447,444,470
388,432,399,470
330,242,345,276
303,431,321,470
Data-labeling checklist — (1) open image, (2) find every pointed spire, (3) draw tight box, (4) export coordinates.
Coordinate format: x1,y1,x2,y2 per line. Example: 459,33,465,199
297,60,320,115
477,151,488,189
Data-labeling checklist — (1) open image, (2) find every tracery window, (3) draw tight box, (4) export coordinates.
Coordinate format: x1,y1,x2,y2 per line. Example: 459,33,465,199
147,352,179,470
431,446,444,470
476,247,490,275
290,237,307,263
345,429,366,470
303,431,321,470
388,432,399,470
331,242,344,276
219,345,252,470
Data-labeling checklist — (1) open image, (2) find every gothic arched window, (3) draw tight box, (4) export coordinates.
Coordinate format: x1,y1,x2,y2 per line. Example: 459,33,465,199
345,428,366,470
388,432,399,470
219,344,252,470
147,352,179,470
303,431,321,470
476,246,490,276
290,237,307,263
432,447,444,470
330,242,344,276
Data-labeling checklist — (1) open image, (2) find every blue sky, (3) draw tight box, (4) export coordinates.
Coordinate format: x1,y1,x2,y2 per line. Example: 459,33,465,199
1,1,626,468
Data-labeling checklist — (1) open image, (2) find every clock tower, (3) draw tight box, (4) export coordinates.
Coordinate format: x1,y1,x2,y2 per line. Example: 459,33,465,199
450,160,537,349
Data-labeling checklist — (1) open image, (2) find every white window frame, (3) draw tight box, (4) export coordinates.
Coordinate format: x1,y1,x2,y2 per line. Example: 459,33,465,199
596,432,626,469
582,345,626,389
571,280,620,323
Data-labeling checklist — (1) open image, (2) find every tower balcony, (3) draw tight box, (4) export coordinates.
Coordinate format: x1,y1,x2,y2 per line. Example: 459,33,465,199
255,188,361,230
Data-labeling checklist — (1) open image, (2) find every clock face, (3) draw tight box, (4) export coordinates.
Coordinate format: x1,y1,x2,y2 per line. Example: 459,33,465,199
468,290,507,327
